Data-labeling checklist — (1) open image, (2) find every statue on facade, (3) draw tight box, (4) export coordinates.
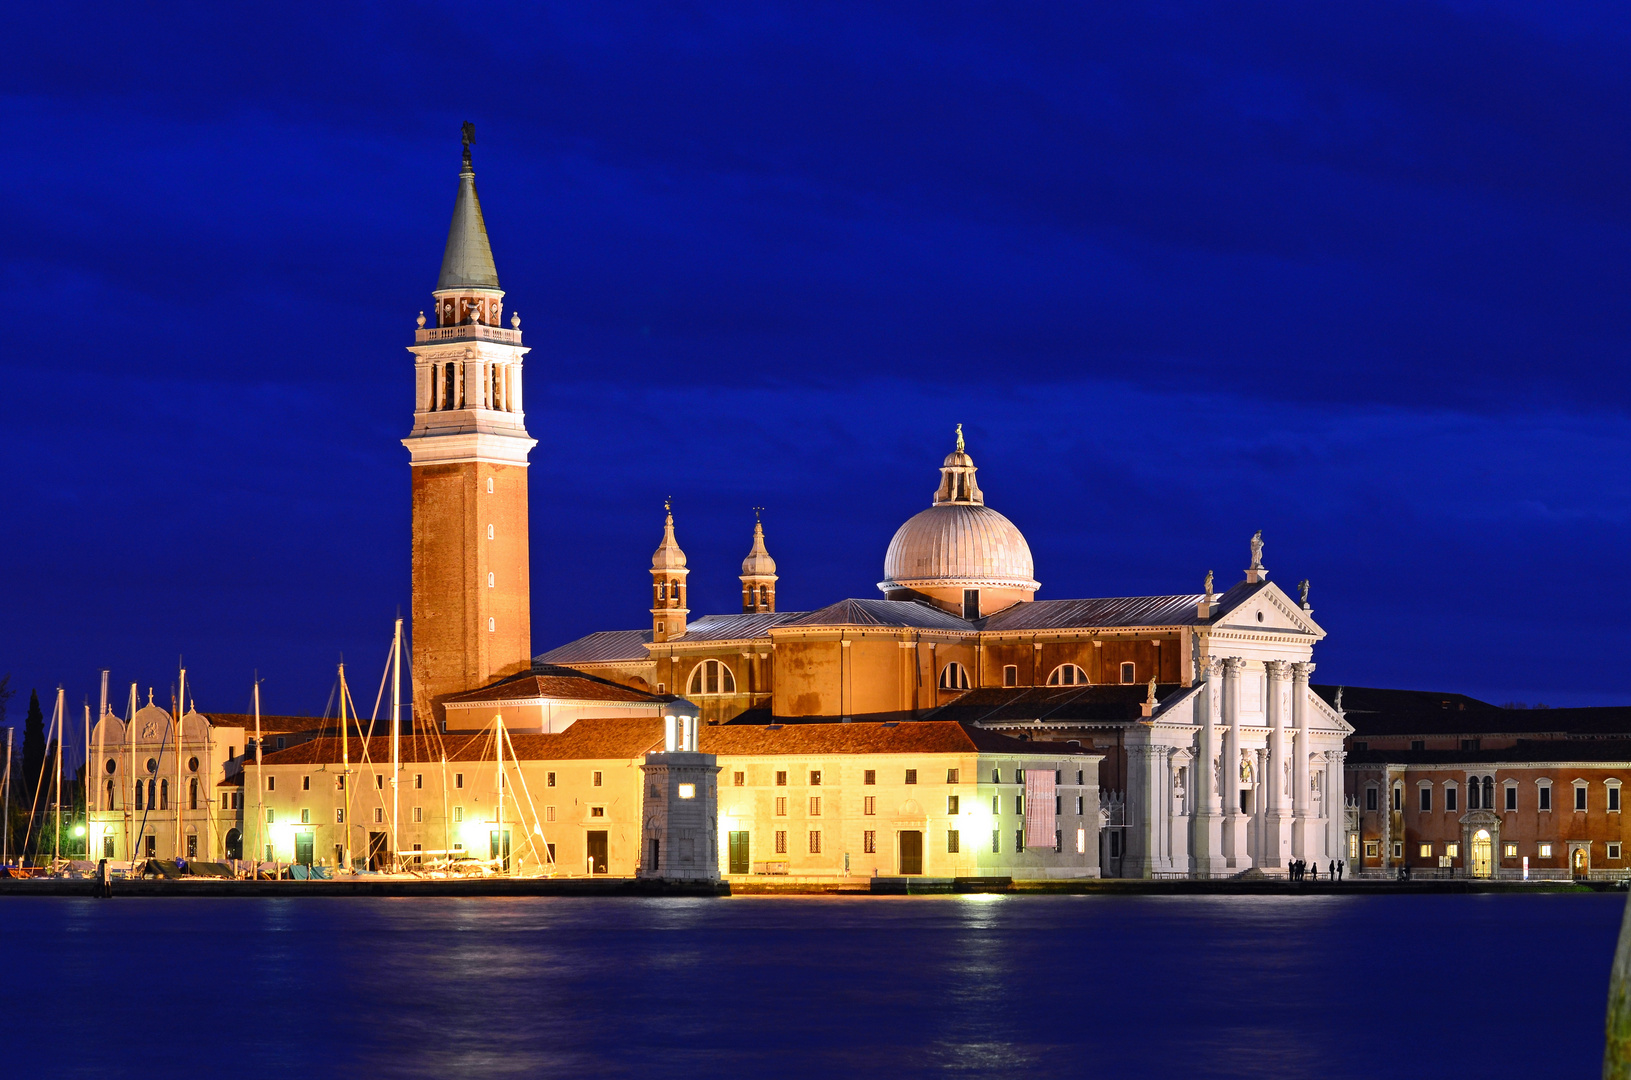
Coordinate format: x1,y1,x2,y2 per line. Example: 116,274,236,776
1298,578,1310,606
955,423,965,454
1249,530,1263,570
1146,675,1157,705
1284,758,1292,797
1203,569,1214,597
1240,753,1253,784
1334,685,1345,712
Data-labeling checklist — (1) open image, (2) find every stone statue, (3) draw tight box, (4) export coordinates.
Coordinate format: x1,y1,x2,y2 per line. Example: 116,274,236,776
1334,686,1345,712
1249,530,1263,570
955,422,965,454
1312,769,1322,795
1147,675,1157,704
1283,758,1292,797
1298,578,1310,606
1240,753,1253,783
1203,569,1214,596
1214,755,1223,791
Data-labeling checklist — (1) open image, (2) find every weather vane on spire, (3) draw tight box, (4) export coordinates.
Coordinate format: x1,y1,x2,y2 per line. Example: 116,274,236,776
753,505,764,523
664,496,672,514
461,121,475,149
955,423,965,454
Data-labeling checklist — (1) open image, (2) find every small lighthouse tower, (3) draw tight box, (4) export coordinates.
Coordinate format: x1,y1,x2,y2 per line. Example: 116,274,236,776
638,699,721,883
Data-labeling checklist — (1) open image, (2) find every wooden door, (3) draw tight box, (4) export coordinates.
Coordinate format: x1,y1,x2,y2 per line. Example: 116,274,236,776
899,830,923,875
586,830,609,874
490,830,511,872
294,831,314,867
729,831,750,874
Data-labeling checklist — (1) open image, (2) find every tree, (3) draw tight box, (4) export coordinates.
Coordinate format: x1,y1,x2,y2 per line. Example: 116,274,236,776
21,690,43,807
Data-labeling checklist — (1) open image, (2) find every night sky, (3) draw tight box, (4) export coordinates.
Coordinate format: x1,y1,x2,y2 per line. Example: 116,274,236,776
5,3,1631,722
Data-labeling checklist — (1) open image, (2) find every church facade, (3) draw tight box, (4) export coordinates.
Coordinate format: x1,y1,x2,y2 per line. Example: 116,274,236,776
403,130,1352,879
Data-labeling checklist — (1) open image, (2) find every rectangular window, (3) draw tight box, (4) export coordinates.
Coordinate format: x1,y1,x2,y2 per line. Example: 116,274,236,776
590,806,605,818
335,809,345,824
1419,787,1432,813
809,770,822,786
1504,843,1519,858
1419,843,1432,859
1446,786,1458,812
992,768,1001,784
544,806,555,822
1577,786,1588,812
374,807,383,823
1364,787,1377,812
733,771,745,787
276,737,285,749
947,795,960,815
863,770,876,786
1077,770,1083,785
1076,828,1086,854
992,794,1000,814
992,829,1001,854
412,807,422,823
947,830,960,854
863,796,875,816
1016,768,1025,782
775,797,787,816
300,808,310,824
1392,787,1402,812
863,830,876,854
1015,829,1025,854
1540,785,1552,811
1612,843,1623,860
1445,843,1459,859
776,771,788,787
809,796,821,816
775,830,787,854
1003,664,1018,687
267,776,276,792
1015,794,1024,815
947,768,960,784
546,772,556,788
679,784,696,799
1075,795,1084,815
336,775,346,790
593,771,604,788
809,830,822,854
1410,740,1425,751
1506,785,1518,811
1612,787,1623,813
375,775,383,789
455,773,464,789
1540,843,1554,858
414,774,423,790
451,806,463,823
1461,738,1480,751
1392,841,1403,859
905,769,917,785
266,809,275,824
302,776,310,791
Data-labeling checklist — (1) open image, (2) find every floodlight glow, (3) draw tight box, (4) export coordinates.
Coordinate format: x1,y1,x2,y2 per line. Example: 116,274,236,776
678,783,696,799
73,825,86,837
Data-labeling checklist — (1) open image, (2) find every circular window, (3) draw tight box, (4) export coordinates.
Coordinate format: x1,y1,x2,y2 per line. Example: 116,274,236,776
188,756,200,772
105,759,117,774
1256,611,1264,623
146,758,158,774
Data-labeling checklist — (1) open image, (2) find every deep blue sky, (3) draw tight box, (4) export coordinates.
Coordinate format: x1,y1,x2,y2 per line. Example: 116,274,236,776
5,2,1631,720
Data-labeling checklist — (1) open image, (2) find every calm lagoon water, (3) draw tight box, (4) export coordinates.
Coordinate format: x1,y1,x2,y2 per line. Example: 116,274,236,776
3,892,1620,1078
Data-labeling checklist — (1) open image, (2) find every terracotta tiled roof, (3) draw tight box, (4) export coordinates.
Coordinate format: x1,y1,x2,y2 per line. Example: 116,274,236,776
444,665,669,706
200,714,334,734
257,716,1097,766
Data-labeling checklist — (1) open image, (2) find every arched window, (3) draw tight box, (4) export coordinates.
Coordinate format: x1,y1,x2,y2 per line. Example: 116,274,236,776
160,779,169,811
1047,664,1090,686
105,779,116,810
759,585,769,607
938,662,970,691
189,778,199,810
488,572,495,588
1483,775,1494,809
1119,662,1136,684
135,779,145,810
687,659,737,696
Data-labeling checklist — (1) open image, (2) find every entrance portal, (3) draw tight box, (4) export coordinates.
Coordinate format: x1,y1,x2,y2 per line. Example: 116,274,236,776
1574,847,1590,879
293,830,314,867
1471,829,1492,878
586,830,609,874
728,831,750,874
899,830,924,875
490,830,511,872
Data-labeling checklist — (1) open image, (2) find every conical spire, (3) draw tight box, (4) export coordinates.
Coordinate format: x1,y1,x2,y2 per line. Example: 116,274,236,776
933,424,984,505
651,500,688,571
740,514,777,577
436,123,500,291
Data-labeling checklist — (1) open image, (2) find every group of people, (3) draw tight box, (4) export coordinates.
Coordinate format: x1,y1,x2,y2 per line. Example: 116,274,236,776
1287,859,1344,882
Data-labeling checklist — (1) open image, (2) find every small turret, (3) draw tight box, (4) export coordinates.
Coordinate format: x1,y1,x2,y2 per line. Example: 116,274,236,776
740,509,778,613
650,501,689,642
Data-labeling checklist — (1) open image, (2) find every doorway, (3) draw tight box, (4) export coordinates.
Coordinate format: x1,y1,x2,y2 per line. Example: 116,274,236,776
225,828,242,860
490,830,511,872
144,835,156,858
586,830,609,874
899,830,924,875
728,831,750,874
293,830,314,867
1471,829,1492,878
367,831,388,870
1574,846,1590,879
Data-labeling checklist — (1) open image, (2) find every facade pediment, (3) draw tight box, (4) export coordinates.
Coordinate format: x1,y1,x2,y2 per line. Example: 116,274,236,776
1212,581,1324,639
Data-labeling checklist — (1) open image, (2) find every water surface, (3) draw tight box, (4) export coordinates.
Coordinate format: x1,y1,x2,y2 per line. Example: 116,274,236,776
5,893,1618,1077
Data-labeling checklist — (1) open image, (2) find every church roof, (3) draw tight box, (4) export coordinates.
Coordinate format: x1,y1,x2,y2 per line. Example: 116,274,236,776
444,664,669,705
979,579,1270,631
674,611,808,641
535,629,654,665
922,685,1182,725
436,141,500,291
784,598,973,630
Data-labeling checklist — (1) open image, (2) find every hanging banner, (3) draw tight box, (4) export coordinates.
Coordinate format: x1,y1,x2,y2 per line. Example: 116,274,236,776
1024,767,1056,849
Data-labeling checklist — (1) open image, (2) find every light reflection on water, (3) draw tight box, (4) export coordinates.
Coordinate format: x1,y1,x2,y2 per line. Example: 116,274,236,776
3,892,1618,1078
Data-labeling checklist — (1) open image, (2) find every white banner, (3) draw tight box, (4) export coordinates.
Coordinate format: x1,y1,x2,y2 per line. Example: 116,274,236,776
1024,768,1056,849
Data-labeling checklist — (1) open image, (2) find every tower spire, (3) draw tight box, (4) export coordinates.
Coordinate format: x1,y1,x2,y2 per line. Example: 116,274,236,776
437,121,500,293
651,501,690,642
740,509,778,613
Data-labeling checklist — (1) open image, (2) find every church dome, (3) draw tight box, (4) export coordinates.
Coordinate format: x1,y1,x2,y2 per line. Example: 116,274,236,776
879,426,1039,598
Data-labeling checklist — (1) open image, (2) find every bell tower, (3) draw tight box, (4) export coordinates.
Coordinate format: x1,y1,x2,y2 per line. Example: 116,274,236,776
739,510,777,613
404,124,537,717
650,502,689,643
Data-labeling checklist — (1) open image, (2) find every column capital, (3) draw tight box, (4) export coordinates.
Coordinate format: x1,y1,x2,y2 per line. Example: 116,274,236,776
1264,659,1291,679
1290,661,1315,681
1221,656,1245,674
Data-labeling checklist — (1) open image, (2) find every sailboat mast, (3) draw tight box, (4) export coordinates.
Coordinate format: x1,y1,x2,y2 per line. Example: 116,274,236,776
175,668,186,859
391,618,401,873
495,714,503,873
81,700,90,859
53,687,64,866
95,671,107,860
339,662,351,871
253,678,263,867
3,727,12,867
126,684,136,861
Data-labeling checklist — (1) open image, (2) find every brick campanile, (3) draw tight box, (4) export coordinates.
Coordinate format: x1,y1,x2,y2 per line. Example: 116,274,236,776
403,125,537,719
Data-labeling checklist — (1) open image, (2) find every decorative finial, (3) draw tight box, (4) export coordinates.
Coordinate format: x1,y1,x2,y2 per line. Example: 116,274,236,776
753,505,764,524
416,311,426,329
1203,569,1214,598
511,311,520,330
1249,530,1264,570
1298,579,1310,607
955,423,965,454
664,497,672,516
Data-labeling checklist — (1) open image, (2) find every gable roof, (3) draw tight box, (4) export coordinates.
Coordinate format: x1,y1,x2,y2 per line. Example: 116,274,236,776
782,598,973,631
535,629,653,666
444,665,669,707
673,611,809,642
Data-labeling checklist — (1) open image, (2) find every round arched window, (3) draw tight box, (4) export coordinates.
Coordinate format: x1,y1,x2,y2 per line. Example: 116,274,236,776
686,659,737,696
1047,664,1089,687
938,662,970,691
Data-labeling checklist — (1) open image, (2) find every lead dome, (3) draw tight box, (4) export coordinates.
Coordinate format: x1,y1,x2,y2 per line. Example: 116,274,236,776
879,427,1038,617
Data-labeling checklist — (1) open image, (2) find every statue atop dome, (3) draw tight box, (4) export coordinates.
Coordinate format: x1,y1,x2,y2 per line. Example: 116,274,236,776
934,428,983,505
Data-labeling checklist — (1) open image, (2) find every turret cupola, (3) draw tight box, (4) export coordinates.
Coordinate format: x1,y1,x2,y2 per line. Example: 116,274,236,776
740,509,778,613
650,501,690,642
